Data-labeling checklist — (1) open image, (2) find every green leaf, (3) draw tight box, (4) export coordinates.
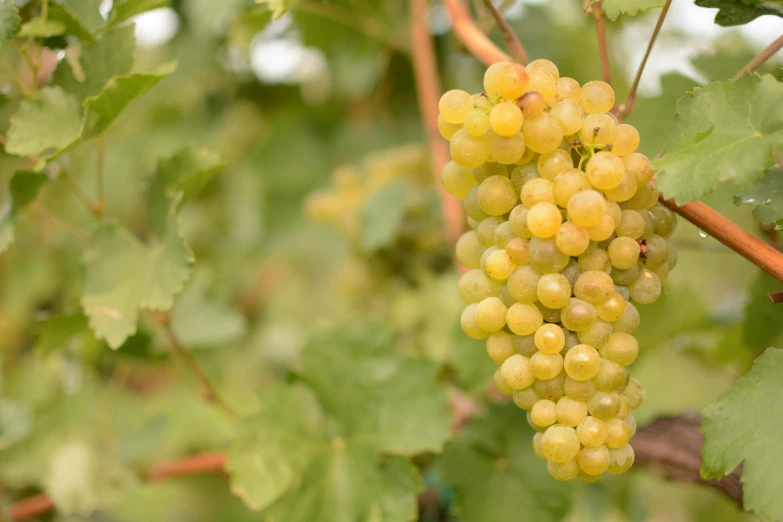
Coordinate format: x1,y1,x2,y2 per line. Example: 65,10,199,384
0,0,20,42
694,0,783,26
171,270,246,348
743,270,783,351
256,0,300,20
0,171,50,254
48,0,106,42
18,18,67,38
34,312,100,357
602,0,665,19
226,384,422,519
81,223,193,348
653,74,783,202
702,348,783,521
734,168,783,227
109,0,171,28
0,400,31,449
5,86,83,159
359,179,408,251
438,403,573,522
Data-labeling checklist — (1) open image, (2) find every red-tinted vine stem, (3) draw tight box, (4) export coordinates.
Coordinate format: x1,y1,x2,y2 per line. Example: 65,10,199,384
480,0,528,64
443,0,512,66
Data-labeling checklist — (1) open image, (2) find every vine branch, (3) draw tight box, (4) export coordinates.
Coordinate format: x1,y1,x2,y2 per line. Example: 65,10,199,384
585,0,611,86
734,32,783,79
481,0,527,64
33,204,90,242
444,0,511,66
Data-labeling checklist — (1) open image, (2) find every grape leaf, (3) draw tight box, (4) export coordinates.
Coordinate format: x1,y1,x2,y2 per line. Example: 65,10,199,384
742,270,783,351
653,74,783,202
226,384,422,519
48,0,105,42
19,18,66,38
34,312,101,357
602,0,665,19
257,0,300,20
0,171,50,254
734,168,783,227
694,0,783,26
4,87,83,158
0,400,31,449
108,0,171,28
0,0,20,42
359,179,408,251
81,222,193,348
438,403,573,522
702,348,783,521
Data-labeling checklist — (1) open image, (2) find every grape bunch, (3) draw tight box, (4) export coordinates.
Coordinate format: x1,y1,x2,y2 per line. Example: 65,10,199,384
438,59,677,482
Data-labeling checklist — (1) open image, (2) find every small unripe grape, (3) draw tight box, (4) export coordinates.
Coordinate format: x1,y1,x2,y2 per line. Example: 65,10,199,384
548,458,579,481
567,189,605,227
461,303,489,339
556,396,588,427
612,124,640,156
477,175,518,216
550,99,584,135
475,297,508,332
644,235,669,269
578,248,611,274
574,270,614,304
537,273,571,309
523,113,563,154
507,265,540,303
527,202,562,238
486,331,516,364
612,301,640,335
627,181,656,210
565,377,596,402
562,299,598,333
455,231,483,268
586,151,625,190
639,209,656,240
596,292,627,322
517,91,546,119
531,399,558,427
577,320,612,348
621,377,645,410
485,249,516,280
604,172,638,202
578,445,610,475
536,302,561,323
581,113,617,147
439,89,473,123
527,58,560,80
509,205,533,238
509,163,539,192
580,80,615,114
498,284,516,307
593,359,628,391
529,237,570,274
650,204,677,238
474,162,509,182
607,444,634,474
615,210,644,239
537,149,573,181
541,425,580,463
483,61,530,99
629,269,661,304
476,216,503,247
450,129,489,168
577,416,608,447
553,168,590,207
514,334,537,357
493,367,514,394
506,302,544,335
555,77,581,102
500,353,536,390
561,259,581,288
622,152,653,185
513,387,540,410
534,323,566,354
521,177,556,208
490,102,524,137
608,237,641,269
534,373,566,401
564,344,601,380
488,132,526,164
528,70,557,99
494,221,515,248
555,222,589,257
438,114,461,140
458,269,498,304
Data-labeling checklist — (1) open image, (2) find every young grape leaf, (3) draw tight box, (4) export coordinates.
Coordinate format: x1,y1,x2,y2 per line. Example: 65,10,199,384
34,312,100,357
257,0,300,20
742,270,783,351
359,179,408,251
694,0,783,26
602,0,665,20
18,18,67,38
0,0,20,43
108,0,171,28
438,403,573,522
0,171,50,254
734,168,783,227
226,384,422,520
702,348,783,521
653,74,783,202
4,87,83,158
48,0,106,42
81,222,193,348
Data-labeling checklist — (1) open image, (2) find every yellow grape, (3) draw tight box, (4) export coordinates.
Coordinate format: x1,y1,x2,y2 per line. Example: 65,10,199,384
455,231,484,268
536,273,571,309
441,161,477,199
438,114,461,140
555,77,582,102
483,61,530,99
531,399,558,426
488,131,526,164
541,425,580,463
550,99,584,135
534,323,566,354
607,444,634,474
577,416,608,447
477,175,518,215
528,70,557,100
527,58,560,80
622,152,653,185
527,202,563,238
486,331,516,364
506,236,530,265
563,344,601,380
587,214,616,242
548,458,579,481
531,351,564,380
490,102,524,136
581,113,617,147
458,269,499,304
580,81,615,114
500,353,536,390
450,129,489,168
612,124,640,156
578,445,610,475
439,89,473,123
475,296,508,332
553,168,590,207
461,303,489,339
464,109,491,137
537,149,573,181
485,248,516,280
604,171,638,202
521,177,556,208
556,396,588,427
585,151,625,190
506,302,544,335
517,91,546,119
567,189,605,227
514,387,541,410
523,113,564,153
555,222,590,256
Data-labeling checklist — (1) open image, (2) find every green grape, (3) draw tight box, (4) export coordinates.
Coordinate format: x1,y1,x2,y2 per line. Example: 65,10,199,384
438,114,461,140
638,209,655,240
578,248,611,274
509,163,539,193
475,296,508,332
578,471,603,483
611,262,642,286
458,269,498,304
477,175,518,216
480,245,499,271
605,200,621,226
604,418,631,449
536,273,571,309
567,189,605,227
607,444,634,474
474,162,509,182
561,259,581,288
464,185,490,221
622,152,652,185
485,248,517,280
577,416,608,447
541,425,580,463
507,265,540,303
577,320,612,348
464,109,490,138
562,299,598,333
563,343,601,380
534,323,566,354
643,235,669,269
527,202,563,238
587,215,615,242
596,292,626,322
514,386,540,410
585,151,625,190
498,283,517,307
484,61,530,99
523,113,564,154
626,181,656,210
521,177,556,208
629,269,661,304
615,210,644,239
604,172,638,202
527,410,549,432
455,231,484,268
615,285,631,301
514,334,539,357
650,205,676,238
529,237,570,274
612,124,640,156
509,205,534,238
581,113,617,147
578,445,610,475
528,70,557,100
621,377,645,409
516,146,536,165
565,376,596,401
553,168,590,207
528,58,560,80
531,351,564,380
652,260,669,283
587,391,621,420
593,359,628,391
517,91,546,119
550,99,584,135
574,270,614,304
607,237,640,270
537,149,573,181
531,399,558,427
450,129,489,168
505,237,530,265
507,302,544,335
556,396,588,427
555,222,590,257
439,89,474,123
616,396,632,419
494,367,514,394
461,303,489,339
536,302,562,323
611,301,640,334
500,353,536,390
534,373,566,401
486,331,517,364
488,131,526,164
555,77,581,102
548,458,579,482
601,333,639,366
622,414,637,437
490,102,524,137
493,221,514,248
666,242,678,270
475,216,503,247
441,161,478,199
580,80,615,114
532,432,545,457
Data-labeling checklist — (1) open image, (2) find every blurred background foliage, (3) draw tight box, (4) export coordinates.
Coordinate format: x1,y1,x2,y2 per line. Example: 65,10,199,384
0,0,782,521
